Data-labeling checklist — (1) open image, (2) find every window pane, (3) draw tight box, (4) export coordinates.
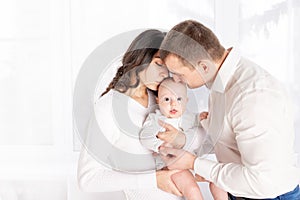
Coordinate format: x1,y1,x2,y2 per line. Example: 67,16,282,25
0,0,53,145
239,0,290,81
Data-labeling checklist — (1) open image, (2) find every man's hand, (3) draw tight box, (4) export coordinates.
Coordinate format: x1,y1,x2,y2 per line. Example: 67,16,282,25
156,169,183,197
159,146,196,170
157,120,186,148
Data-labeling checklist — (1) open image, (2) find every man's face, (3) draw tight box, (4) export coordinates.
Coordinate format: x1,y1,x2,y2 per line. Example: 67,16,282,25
164,54,205,89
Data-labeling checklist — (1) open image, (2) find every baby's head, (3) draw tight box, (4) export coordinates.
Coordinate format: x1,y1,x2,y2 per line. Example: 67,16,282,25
157,78,188,118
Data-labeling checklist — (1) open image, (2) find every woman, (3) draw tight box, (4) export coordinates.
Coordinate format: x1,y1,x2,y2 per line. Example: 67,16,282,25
78,29,186,200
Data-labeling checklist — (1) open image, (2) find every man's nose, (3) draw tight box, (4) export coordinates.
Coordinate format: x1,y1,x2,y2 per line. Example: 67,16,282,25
172,75,181,83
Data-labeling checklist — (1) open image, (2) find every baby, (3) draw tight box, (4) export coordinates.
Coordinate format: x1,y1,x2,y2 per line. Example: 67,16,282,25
140,78,227,200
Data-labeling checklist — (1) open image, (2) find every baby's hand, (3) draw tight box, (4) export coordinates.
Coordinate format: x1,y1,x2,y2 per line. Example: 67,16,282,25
199,111,209,121
160,142,173,148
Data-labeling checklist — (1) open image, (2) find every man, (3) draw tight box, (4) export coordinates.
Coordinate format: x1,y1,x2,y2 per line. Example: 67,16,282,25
158,20,300,199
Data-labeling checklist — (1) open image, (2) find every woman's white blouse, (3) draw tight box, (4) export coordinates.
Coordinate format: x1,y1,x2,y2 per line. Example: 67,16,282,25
77,90,183,200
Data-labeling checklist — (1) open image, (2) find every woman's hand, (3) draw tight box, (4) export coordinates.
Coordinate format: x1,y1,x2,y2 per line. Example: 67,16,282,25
156,169,183,197
157,120,186,148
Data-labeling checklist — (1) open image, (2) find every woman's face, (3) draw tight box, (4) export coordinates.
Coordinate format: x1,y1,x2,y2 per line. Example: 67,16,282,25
141,52,169,91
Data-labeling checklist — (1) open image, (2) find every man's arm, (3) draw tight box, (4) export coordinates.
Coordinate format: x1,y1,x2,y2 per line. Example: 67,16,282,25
160,89,298,198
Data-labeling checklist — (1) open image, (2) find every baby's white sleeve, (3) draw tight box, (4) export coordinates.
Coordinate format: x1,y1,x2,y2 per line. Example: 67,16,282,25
182,126,207,154
139,114,164,152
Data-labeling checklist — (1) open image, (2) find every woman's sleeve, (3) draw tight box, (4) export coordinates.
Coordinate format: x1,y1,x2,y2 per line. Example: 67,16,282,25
77,93,158,192
77,148,157,192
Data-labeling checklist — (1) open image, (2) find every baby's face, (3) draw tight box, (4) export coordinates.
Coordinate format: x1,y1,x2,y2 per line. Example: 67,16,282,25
157,81,188,118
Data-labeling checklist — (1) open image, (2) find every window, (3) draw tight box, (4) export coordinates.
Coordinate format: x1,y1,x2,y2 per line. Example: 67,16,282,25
0,0,73,178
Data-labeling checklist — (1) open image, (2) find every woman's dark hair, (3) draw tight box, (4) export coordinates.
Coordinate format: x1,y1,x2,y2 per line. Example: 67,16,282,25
101,29,166,96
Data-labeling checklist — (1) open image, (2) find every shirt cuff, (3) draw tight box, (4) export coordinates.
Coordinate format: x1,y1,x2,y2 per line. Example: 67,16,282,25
193,157,218,182
136,171,157,189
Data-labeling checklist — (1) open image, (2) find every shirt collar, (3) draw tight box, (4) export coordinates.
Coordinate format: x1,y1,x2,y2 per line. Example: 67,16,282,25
210,47,241,93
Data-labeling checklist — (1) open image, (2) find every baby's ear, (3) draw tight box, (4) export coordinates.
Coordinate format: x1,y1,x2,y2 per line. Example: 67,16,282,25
156,97,159,103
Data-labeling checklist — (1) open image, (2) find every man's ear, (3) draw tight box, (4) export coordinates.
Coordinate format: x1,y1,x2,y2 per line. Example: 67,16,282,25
197,60,209,73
